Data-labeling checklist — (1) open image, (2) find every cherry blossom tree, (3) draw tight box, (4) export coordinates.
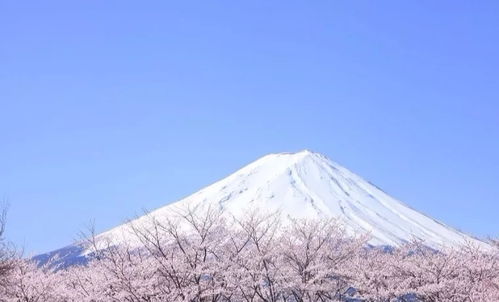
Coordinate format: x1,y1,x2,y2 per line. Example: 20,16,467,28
2,259,65,302
351,240,499,302
278,218,367,301
225,210,285,302
0,204,17,299
3,206,499,302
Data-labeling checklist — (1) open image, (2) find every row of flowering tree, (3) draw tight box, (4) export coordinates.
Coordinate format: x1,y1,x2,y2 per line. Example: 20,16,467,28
1,207,498,301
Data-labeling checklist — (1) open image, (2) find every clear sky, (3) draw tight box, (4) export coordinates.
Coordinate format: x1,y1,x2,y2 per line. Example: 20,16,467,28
1,1,498,254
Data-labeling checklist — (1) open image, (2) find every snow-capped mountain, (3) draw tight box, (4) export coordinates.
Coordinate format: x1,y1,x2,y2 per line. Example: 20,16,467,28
38,150,487,267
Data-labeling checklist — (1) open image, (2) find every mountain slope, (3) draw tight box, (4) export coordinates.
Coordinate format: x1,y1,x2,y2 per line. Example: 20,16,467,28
40,150,487,266
97,150,483,249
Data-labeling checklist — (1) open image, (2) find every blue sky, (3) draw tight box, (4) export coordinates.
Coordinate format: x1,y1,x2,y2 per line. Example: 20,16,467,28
1,1,498,254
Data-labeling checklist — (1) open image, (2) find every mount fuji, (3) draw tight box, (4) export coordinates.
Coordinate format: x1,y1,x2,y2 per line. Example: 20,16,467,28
37,150,487,267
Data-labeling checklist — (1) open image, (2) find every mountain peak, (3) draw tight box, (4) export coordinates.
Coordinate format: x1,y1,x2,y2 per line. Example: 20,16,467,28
245,150,330,175
266,149,322,159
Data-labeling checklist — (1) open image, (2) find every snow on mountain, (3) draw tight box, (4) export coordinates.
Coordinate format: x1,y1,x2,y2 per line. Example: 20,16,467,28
96,150,484,249
38,150,488,266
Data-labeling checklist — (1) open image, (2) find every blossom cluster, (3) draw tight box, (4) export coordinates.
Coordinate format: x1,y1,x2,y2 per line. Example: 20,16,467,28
1,208,498,301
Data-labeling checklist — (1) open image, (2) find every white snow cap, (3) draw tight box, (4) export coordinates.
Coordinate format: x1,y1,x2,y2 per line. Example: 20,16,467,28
98,150,488,250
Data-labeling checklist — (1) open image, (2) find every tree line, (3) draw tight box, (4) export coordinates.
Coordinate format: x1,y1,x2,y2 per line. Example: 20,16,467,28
0,206,498,301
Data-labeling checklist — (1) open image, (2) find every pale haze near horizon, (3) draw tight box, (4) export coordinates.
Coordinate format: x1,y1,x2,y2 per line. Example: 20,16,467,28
1,1,498,254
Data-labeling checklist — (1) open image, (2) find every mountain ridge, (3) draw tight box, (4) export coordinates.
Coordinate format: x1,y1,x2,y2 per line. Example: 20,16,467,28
38,150,489,267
